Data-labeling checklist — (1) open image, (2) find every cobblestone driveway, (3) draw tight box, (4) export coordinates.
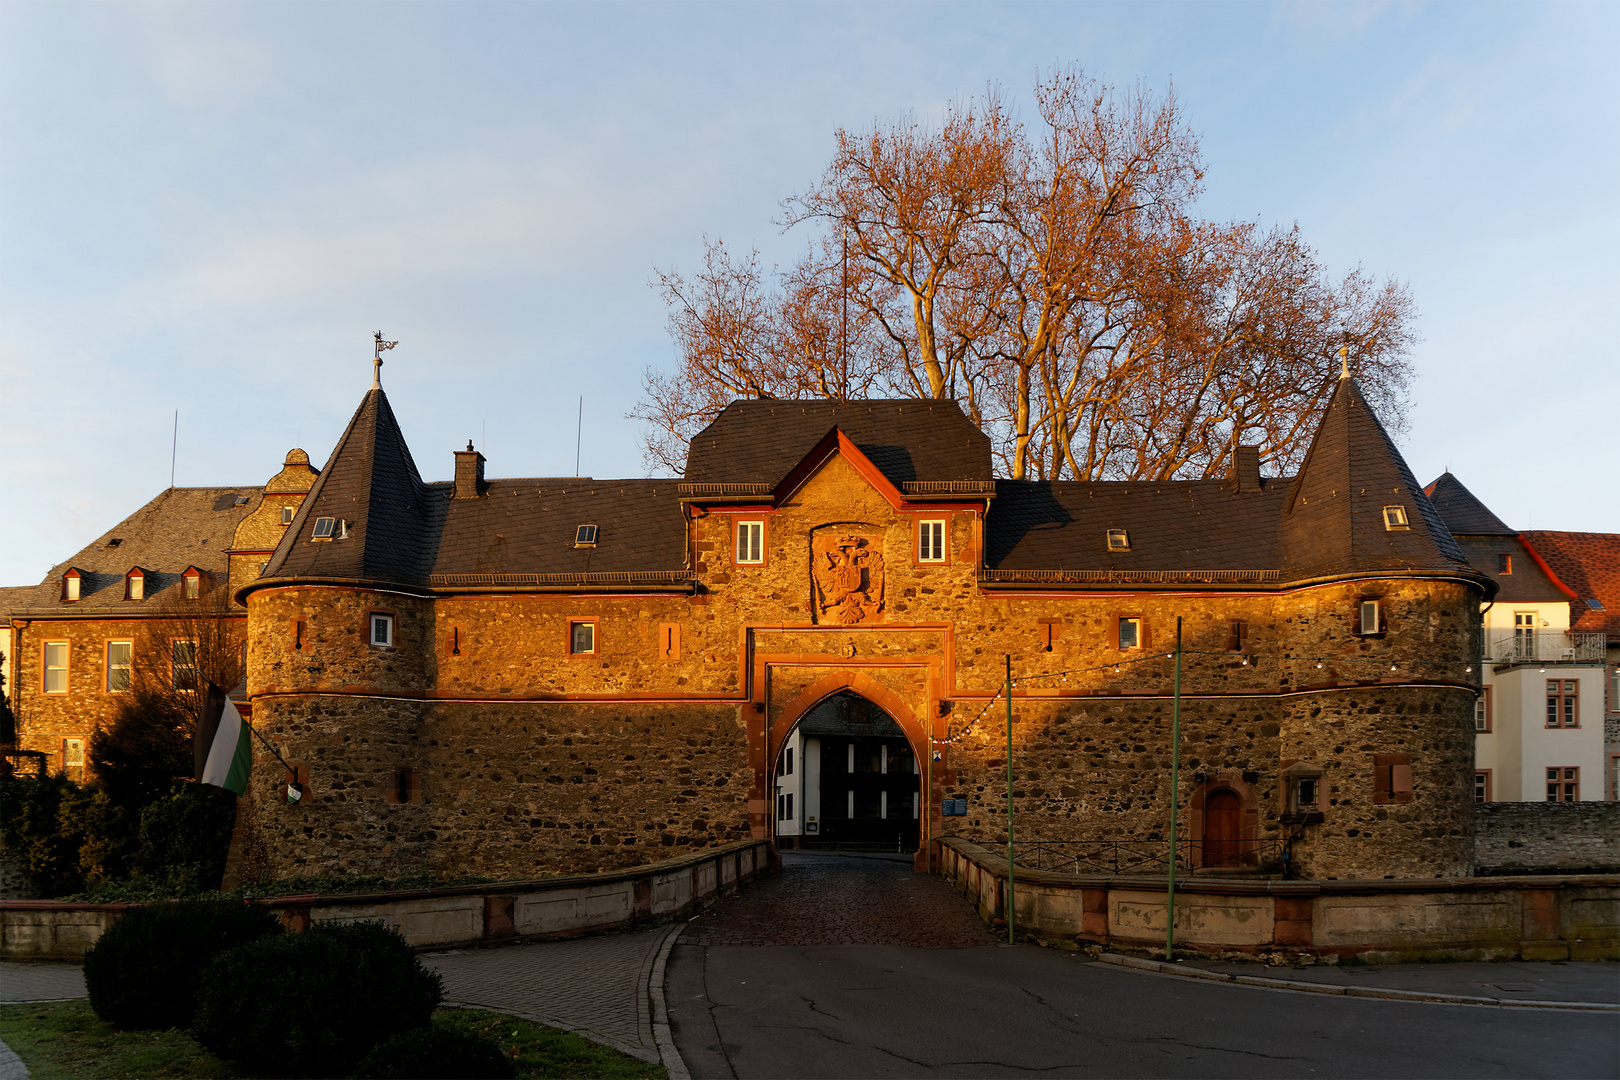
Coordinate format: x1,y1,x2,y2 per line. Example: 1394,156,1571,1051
683,851,998,947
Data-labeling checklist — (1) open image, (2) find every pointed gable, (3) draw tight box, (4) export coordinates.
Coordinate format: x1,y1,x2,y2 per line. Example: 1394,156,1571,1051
1280,377,1471,580
263,388,435,585
1422,473,1515,536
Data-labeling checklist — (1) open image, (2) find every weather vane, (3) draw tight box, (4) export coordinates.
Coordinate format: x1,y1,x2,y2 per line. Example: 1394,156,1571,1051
373,331,398,389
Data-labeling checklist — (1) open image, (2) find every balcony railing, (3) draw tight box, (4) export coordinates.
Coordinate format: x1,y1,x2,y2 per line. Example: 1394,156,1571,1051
1488,631,1606,665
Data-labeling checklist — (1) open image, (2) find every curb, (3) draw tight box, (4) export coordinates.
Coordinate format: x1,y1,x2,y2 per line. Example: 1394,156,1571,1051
1096,953,1619,1012
647,922,690,1080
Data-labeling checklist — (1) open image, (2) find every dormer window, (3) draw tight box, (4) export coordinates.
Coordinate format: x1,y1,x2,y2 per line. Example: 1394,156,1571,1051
312,517,338,540
1107,529,1130,551
183,568,202,600
62,569,82,601
575,525,598,548
125,569,145,601
281,506,295,525
1382,505,1409,530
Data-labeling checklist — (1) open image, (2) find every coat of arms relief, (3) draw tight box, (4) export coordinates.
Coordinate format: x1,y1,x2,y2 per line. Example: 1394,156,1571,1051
811,530,885,625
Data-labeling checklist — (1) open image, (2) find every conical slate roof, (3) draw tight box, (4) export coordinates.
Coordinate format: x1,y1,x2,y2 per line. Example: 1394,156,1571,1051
1422,472,1515,536
1280,376,1470,579
262,388,436,585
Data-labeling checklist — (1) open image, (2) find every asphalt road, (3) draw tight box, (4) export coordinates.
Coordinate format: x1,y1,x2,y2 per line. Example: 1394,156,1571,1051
667,853,1619,1079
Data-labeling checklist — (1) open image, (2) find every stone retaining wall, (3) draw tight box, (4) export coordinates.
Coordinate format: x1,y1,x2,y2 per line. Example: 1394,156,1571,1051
0,838,772,961
936,836,1618,961
1475,802,1620,876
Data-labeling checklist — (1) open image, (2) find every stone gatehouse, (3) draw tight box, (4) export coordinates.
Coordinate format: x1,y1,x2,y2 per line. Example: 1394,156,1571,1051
233,370,1491,883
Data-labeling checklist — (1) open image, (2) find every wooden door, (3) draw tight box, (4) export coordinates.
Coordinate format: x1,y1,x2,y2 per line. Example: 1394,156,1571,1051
1204,788,1242,867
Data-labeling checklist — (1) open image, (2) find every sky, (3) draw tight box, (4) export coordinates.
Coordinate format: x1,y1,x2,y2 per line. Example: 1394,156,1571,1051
1,1,1615,584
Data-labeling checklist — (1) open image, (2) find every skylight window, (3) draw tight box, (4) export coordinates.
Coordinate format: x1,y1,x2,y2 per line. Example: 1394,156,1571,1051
575,524,598,548
1107,529,1131,551
234,495,250,506
1383,505,1410,530
312,517,338,540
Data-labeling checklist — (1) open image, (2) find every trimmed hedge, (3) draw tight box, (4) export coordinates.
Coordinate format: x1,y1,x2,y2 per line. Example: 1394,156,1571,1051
193,920,443,1076
83,896,282,1030
358,1027,517,1079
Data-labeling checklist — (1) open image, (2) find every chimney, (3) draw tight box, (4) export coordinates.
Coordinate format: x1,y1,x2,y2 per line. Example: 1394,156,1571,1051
1233,445,1262,493
454,442,486,499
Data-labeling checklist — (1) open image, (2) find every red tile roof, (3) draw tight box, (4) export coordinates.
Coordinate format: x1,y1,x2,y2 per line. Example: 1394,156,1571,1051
1519,531,1620,640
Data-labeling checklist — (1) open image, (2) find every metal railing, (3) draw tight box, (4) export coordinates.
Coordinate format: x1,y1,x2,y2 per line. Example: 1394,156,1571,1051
1488,631,1606,664
1012,837,1287,876
981,568,1280,586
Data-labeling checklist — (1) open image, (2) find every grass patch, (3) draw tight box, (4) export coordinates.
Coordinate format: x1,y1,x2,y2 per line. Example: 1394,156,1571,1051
0,1002,664,1079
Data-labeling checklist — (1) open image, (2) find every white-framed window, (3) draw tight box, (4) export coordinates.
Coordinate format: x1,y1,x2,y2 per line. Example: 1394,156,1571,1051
1382,505,1410,530
370,613,395,648
125,570,144,601
172,640,198,690
736,520,764,564
107,641,132,693
1546,679,1578,728
281,506,295,525
1359,599,1382,635
570,621,596,655
918,519,946,563
1474,688,1491,733
63,572,81,601
44,642,68,693
1107,529,1130,551
1546,766,1578,802
1118,616,1142,650
1474,770,1491,803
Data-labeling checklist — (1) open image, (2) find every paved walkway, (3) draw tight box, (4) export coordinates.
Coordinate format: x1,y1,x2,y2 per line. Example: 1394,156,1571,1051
422,923,679,1065
0,962,86,1003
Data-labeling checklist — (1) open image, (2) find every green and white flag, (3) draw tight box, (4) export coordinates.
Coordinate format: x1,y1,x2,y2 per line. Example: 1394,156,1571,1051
197,684,252,796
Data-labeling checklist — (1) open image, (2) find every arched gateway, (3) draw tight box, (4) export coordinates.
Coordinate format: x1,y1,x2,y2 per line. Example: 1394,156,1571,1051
772,691,921,852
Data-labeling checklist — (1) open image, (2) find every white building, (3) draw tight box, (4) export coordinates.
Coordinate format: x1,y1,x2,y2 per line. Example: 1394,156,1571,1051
1426,474,1611,802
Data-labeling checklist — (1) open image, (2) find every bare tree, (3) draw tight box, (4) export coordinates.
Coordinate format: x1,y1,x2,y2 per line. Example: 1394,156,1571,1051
131,574,247,733
637,69,1416,481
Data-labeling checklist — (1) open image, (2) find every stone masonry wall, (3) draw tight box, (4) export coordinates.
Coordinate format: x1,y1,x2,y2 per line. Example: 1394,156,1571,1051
242,451,1484,882
1475,801,1620,875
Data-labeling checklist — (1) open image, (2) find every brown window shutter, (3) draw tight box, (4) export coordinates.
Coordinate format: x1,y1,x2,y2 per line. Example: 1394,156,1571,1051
1391,763,1413,795
1238,620,1248,649
1141,619,1151,650
1374,763,1392,802
1226,619,1241,652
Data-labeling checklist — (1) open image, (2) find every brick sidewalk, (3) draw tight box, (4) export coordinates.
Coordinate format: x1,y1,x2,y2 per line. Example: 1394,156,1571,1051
423,923,679,1064
683,851,998,947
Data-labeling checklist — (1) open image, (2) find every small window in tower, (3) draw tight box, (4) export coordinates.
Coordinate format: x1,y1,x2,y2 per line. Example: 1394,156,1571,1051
1382,505,1410,530
1497,553,1512,574
312,517,337,540
1107,529,1130,551
370,614,394,648
575,524,598,548
1359,599,1382,635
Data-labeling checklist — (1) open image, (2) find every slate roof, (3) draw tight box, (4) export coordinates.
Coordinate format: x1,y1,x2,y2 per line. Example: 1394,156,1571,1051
2,487,262,616
1520,531,1620,641
987,480,1285,578
1278,377,1471,580
683,400,992,486
1450,536,1567,604
257,388,686,590
1423,473,1515,536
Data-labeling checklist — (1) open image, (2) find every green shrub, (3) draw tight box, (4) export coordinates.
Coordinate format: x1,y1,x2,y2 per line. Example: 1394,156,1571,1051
61,785,137,886
132,783,236,892
194,920,443,1076
83,896,282,1030
0,774,83,895
357,1027,517,1079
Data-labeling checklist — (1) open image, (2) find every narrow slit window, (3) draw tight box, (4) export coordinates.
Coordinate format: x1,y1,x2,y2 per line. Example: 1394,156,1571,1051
1382,505,1410,530
918,520,946,562
736,521,764,564
1359,599,1382,635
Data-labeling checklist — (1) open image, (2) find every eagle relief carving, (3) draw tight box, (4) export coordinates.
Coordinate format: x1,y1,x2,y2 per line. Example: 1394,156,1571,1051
812,530,885,625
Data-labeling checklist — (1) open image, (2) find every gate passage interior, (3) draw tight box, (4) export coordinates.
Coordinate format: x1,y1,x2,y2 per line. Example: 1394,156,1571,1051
773,691,920,852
